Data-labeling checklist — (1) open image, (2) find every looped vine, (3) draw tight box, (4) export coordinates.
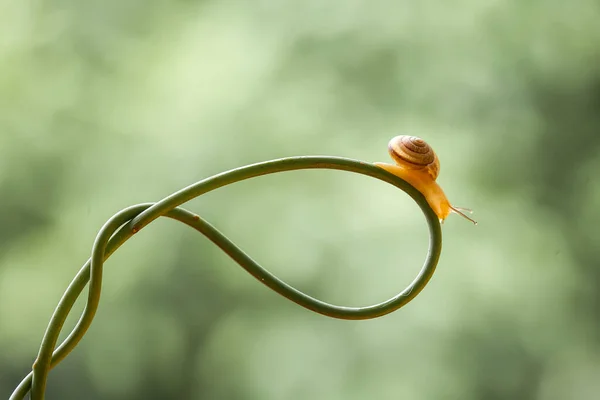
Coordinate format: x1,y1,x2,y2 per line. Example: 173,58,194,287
10,156,443,400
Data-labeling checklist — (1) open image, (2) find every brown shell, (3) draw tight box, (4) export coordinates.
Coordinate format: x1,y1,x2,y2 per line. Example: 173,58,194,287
388,135,440,180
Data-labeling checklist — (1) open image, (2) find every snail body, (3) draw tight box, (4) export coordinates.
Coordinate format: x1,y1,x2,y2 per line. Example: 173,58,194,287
374,135,476,224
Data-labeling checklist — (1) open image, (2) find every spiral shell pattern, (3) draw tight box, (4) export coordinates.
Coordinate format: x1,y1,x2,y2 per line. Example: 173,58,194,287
388,135,440,180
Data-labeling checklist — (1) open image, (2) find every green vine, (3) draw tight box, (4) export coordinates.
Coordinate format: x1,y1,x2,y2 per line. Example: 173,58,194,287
10,156,443,400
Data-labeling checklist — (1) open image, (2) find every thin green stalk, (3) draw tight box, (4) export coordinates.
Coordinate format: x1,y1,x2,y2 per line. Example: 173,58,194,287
11,156,442,400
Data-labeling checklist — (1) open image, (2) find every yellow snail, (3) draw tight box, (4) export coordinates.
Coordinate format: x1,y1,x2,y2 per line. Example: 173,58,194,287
374,135,477,225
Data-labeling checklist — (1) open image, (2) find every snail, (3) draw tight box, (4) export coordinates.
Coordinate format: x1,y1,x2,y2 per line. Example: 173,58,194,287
374,135,477,225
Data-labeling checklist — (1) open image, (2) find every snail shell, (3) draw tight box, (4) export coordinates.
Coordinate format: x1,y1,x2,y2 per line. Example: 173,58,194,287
388,136,440,181
375,135,476,225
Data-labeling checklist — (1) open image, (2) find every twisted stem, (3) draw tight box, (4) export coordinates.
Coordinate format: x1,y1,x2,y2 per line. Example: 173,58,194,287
10,156,443,400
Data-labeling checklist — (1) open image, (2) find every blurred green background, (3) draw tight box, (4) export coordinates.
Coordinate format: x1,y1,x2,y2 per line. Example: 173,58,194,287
1,0,600,399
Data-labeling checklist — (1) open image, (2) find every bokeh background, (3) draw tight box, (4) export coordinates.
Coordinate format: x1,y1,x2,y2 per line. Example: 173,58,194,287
1,1,600,399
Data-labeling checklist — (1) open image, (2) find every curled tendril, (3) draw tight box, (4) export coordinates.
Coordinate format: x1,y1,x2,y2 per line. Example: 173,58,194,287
10,156,443,400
